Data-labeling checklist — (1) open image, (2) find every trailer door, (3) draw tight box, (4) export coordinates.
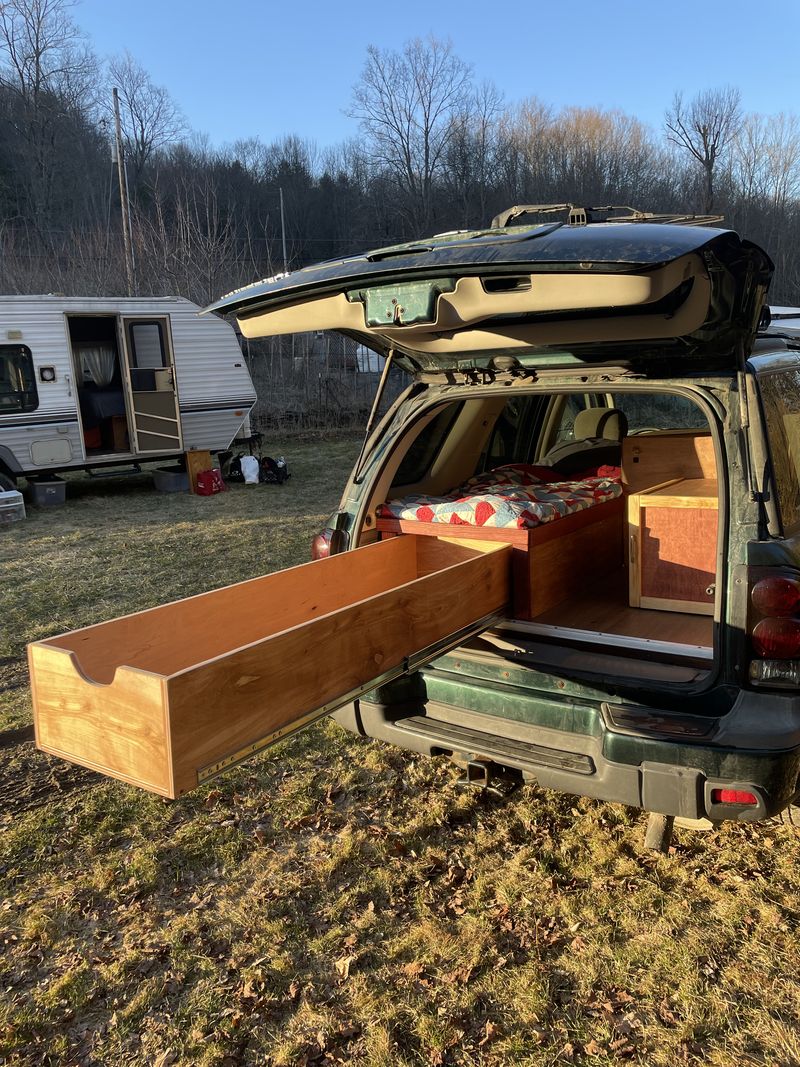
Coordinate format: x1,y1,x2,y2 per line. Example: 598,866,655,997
121,317,182,453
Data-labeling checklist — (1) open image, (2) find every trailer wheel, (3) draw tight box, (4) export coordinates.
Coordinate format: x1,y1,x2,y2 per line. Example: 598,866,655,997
0,471,16,492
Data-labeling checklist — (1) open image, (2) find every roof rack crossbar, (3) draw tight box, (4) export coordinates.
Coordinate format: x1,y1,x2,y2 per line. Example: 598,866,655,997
491,203,725,229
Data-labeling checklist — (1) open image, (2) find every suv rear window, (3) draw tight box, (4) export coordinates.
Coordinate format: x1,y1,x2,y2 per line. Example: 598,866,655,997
759,367,800,533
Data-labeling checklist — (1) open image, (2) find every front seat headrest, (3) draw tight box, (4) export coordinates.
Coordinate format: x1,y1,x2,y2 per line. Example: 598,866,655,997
573,407,628,441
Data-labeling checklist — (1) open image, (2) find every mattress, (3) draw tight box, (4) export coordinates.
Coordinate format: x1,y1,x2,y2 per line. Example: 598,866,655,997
378,463,623,530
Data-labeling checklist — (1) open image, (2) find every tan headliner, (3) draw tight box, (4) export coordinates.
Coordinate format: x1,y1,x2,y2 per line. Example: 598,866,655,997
236,253,710,352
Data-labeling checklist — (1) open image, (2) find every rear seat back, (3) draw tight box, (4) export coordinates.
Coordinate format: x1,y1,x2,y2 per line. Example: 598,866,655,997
542,407,628,475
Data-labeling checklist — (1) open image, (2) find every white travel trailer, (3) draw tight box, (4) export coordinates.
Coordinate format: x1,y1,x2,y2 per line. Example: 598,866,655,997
0,295,256,488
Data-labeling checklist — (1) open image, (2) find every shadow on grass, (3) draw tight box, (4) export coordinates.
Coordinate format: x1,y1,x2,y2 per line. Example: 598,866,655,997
0,739,100,816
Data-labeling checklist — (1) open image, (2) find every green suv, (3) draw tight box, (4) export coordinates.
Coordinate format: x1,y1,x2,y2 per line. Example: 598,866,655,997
208,208,800,828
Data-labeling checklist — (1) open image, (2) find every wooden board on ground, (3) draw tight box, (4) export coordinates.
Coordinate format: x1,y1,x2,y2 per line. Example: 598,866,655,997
185,449,212,493
29,536,510,798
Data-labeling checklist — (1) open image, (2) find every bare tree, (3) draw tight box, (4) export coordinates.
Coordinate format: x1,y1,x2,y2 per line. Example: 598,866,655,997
665,87,741,213
0,0,98,222
350,35,473,232
0,0,94,99
443,80,503,227
135,171,252,305
107,51,185,191
734,112,800,210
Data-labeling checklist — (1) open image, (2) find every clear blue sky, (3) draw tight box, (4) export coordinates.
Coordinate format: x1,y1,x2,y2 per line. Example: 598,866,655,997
78,0,799,148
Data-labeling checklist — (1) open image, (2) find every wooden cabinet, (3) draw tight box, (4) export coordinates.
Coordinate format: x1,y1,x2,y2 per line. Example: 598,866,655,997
112,416,128,451
628,479,718,615
29,536,510,797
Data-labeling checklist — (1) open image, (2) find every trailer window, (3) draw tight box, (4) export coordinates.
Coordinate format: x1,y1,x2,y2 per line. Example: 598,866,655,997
126,320,170,392
0,345,37,412
128,322,167,369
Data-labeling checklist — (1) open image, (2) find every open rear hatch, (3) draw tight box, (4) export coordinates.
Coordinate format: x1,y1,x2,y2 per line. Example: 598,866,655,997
205,222,772,374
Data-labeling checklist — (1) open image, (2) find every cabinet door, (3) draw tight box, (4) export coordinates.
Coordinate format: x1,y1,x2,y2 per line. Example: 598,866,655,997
631,500,717,615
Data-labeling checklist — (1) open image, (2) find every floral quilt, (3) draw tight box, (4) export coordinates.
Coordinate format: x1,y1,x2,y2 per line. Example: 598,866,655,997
378,463,622,530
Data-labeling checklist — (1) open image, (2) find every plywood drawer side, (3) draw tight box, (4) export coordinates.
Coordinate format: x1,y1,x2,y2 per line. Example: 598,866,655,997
30,645,173,795
30,536,510,797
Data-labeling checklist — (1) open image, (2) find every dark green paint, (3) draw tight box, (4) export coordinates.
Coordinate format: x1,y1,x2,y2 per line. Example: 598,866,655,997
348,278,457,327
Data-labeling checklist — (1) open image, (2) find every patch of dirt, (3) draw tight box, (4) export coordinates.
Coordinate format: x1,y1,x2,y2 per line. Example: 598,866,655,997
0,735,99,816
0,655,28,695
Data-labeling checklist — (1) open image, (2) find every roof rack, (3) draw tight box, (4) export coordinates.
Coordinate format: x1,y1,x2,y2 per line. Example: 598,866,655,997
490,203,725,229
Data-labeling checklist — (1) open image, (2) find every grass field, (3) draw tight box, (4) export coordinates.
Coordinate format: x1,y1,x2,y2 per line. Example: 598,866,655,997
2,437,800,1066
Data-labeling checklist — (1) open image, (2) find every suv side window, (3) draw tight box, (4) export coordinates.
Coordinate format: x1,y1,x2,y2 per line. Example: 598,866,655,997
758,368,800,533
552,394,589,443
0,344,38,413
482,395,545,470
611,392,707,432
394,403,463,485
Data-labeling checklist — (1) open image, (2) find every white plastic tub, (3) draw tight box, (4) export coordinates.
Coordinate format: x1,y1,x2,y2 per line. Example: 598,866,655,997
0,488,25,523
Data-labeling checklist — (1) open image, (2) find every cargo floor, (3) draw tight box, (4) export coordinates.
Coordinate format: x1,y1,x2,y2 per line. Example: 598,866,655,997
526,570,713,649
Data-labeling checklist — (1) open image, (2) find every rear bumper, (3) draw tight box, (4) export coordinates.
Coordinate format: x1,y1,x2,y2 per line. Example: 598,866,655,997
332,688,800,822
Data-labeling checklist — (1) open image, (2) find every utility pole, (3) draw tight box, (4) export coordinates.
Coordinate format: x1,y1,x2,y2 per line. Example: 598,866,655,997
279,186,289,275
279,186,292,359
112,87,136,296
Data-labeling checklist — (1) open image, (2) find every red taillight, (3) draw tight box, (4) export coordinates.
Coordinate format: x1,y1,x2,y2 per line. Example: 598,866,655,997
749,573,800,674
311,529,334,560
752,617,800,659
710,788,758,806
311,527,348,560
751,576,800,617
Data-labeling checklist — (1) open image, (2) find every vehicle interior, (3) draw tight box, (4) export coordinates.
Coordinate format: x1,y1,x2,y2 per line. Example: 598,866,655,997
67,316,132,456
364,388,720,684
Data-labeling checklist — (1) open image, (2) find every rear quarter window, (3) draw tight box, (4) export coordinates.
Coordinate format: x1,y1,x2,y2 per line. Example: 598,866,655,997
393,403,463,485
758,368,800,533
611,392,708,432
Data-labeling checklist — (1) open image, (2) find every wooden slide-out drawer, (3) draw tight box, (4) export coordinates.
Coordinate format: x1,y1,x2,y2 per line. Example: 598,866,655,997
29,536,510,798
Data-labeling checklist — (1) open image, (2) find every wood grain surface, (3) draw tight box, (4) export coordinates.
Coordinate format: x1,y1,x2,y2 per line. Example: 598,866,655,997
30,536,511,797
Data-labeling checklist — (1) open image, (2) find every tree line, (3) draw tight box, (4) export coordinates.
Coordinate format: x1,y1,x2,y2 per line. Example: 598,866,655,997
2,0,800,309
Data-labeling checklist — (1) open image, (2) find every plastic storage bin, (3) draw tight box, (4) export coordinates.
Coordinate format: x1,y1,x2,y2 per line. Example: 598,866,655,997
28,478,66,506
153,466,189,492
0,489,25,523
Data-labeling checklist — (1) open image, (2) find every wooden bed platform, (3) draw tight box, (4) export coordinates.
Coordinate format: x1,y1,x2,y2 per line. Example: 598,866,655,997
376,495,625,620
